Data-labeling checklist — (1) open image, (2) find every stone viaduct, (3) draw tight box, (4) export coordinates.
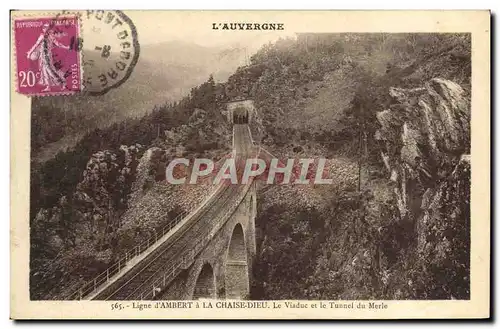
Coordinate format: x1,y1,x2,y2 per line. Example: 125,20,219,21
66,100,258,301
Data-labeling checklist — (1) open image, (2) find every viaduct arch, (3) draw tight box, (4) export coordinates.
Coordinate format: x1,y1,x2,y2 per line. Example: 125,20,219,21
192,263,216,299
225,223,249,299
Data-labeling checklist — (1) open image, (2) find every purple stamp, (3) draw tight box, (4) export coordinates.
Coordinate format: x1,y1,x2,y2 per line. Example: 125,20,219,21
14,15,82,96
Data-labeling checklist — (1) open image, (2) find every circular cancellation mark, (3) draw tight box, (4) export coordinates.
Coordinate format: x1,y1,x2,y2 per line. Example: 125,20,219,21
82,10,140,96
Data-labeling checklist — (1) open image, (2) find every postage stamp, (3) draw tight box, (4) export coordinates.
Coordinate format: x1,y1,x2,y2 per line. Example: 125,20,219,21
13,15,82,96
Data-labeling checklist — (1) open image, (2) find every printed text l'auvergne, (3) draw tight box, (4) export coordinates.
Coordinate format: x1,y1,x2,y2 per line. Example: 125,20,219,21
212,22,284,31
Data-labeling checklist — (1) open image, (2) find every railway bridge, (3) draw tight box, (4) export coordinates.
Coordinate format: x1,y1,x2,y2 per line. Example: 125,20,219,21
67,101,259,300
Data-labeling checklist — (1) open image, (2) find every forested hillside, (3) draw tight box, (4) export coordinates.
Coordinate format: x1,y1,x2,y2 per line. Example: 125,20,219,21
243,33,470,300
31,41,248,162
30,33,471,300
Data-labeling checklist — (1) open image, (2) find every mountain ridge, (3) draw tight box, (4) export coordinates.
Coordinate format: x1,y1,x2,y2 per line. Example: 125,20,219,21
32,40,249,162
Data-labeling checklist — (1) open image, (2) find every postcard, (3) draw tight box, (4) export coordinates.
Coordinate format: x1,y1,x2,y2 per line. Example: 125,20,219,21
10,10,490,319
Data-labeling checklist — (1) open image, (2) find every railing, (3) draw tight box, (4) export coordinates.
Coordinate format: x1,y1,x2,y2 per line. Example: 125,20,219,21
63,157,234,301
136,234,211,300
126,127,258,300
66,133,258,301
120,188,233,300
134,182,253,300
65,210,189,300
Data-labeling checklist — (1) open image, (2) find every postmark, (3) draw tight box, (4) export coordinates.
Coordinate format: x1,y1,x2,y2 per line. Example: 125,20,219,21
81,10,140,96
14,15,82,96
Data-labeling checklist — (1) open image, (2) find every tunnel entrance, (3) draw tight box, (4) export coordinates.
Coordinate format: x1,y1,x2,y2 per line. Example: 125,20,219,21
225,224,249,299
232,107,249,124
225,99,254,124
192,263,216,299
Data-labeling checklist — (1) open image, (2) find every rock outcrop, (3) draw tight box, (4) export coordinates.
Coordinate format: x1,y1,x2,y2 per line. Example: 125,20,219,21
376,78,470,299
130,147,166,202
72,145,142,245
30,144,143,299
33,145,144,250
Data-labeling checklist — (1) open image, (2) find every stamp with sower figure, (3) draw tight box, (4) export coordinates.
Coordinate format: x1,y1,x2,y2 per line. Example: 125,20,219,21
13,10,140,97
14,14,82,96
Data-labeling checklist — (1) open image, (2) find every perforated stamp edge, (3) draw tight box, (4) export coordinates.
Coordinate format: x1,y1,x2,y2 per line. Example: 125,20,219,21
11,10,85,97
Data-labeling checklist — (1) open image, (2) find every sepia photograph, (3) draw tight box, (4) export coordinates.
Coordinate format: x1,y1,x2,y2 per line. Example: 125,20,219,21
10,10,490,319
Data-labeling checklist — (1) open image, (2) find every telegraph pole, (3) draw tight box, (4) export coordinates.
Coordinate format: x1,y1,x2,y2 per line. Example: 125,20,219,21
358,125,362,192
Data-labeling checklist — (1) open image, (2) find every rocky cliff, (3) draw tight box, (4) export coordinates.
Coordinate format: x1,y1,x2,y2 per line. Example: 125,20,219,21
252,78,471,300
31,144,142,299
375,78,470,299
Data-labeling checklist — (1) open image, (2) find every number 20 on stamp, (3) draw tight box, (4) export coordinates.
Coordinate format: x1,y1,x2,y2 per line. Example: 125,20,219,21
14,15,82,96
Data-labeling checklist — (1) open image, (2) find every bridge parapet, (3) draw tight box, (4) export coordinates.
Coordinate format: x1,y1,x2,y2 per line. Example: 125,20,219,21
66,180,227,300
64,210,189,300
135,181,255,300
